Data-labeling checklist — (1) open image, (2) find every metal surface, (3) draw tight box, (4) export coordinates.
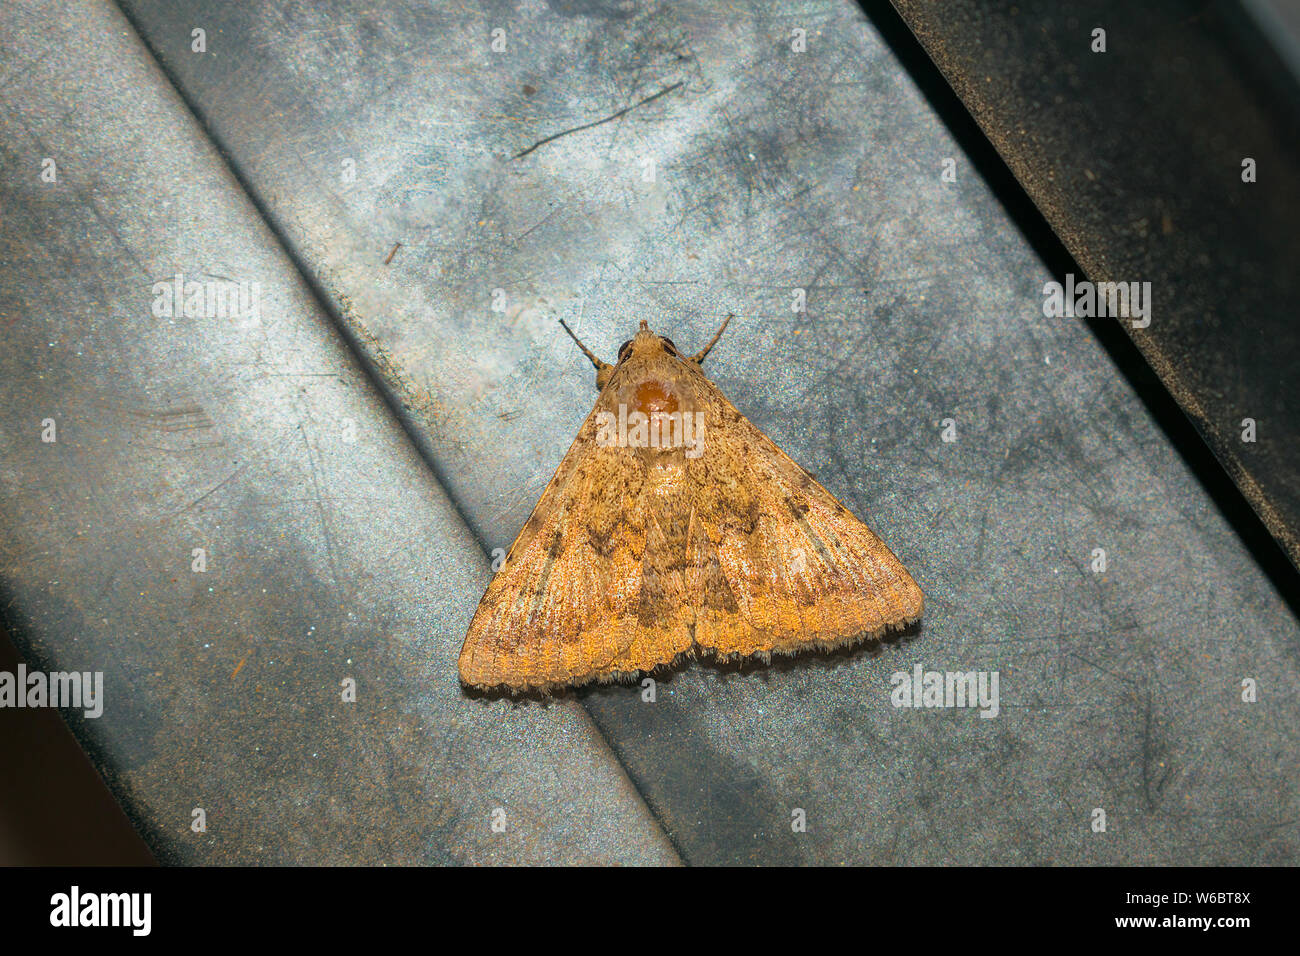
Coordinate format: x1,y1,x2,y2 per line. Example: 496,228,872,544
888,0,1300,575
80,0,1300,863
0,0,677,865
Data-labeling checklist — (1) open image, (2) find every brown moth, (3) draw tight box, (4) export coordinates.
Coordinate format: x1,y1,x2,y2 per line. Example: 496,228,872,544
459,316,923,692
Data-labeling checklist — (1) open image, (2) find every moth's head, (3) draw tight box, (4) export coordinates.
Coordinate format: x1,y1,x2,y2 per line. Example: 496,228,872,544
603,320,684,387
559,315,733,392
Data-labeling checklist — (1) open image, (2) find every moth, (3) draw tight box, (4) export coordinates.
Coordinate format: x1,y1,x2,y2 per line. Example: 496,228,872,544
459,317,923,692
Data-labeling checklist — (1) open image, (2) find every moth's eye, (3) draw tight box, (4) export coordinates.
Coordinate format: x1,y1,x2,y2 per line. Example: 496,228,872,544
616,340,633,362
661,337,678,355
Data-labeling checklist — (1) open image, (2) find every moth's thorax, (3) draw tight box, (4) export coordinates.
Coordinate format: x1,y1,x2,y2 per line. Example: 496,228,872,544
593,354,707,466
632,379,679,418
609,359,697,420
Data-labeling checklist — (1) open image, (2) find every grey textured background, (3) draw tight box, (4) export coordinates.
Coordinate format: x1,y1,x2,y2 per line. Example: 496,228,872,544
0,0,1296,863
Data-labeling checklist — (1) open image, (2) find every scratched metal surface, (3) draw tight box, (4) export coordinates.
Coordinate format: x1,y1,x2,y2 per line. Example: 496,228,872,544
102,0,1300,863
0,0,679,865
10,0,1300,868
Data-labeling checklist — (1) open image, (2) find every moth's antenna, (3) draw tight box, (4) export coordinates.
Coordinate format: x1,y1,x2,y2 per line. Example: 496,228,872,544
558,319,611,372
692,313,733,364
